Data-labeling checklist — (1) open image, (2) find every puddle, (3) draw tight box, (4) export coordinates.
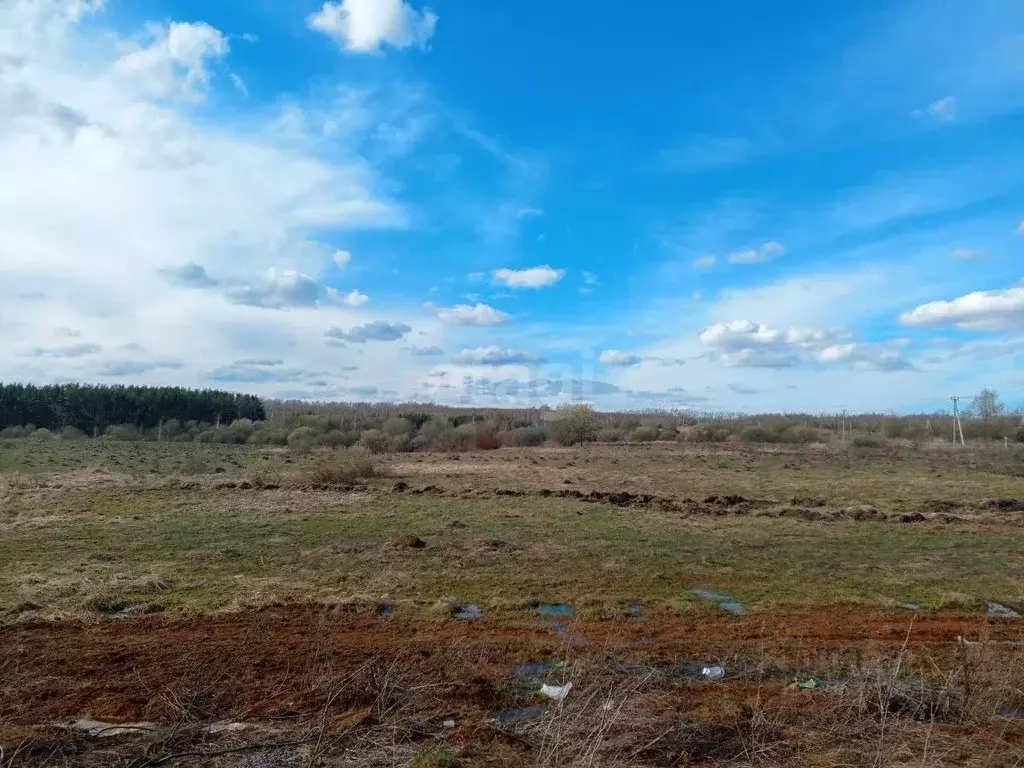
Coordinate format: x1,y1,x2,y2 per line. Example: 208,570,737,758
491,706,545,725
988,602,1020,618
455,604,482,620
693,589,746,615
626,601,644,618
375,603,394,616
537,603,575,616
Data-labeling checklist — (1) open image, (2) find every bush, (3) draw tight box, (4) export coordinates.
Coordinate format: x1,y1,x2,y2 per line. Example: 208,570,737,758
382,416,413,437
686,423,732,443
739,425,775,443
475,434,502,450
320,429,358,448
631,426,658,442
1,425,32,439
30,427,56,440
547,404,599,446
503,426,547,447
60,426,86,440
286,426,317,446
248,427,289,446
309,447,382,486
851,434,881,448
358,429,391,454
782,426,822,444
104,424,140,441
597,427,625,443
1016,426,1024,444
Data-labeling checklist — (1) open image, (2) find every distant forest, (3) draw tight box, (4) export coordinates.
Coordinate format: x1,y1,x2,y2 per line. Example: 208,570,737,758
0,383,265,435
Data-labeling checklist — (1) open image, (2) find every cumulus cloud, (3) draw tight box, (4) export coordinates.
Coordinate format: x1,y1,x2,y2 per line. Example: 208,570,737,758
161,262,218,288
333,249,352,267
28,343,102,358
899,286,1024,331
325,321,411,342
728,241,786,265
426,302,511,326
493,265,565,288
914,96,958,123
328,287,369,307
451,346,544,366
698,320,908,371
692,255,716,269
224,269,320,309
307,0,438,53
114,21,229,101
599,349,643,367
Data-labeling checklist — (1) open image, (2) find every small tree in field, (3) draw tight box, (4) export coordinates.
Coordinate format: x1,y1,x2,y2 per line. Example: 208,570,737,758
971,388,1004,421
548,404,599,446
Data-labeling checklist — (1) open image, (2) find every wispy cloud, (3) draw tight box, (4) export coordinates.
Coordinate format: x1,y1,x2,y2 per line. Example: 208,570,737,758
493,265,565,288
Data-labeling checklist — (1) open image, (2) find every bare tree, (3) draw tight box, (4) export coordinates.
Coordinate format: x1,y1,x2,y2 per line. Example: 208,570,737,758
971,388,1004,421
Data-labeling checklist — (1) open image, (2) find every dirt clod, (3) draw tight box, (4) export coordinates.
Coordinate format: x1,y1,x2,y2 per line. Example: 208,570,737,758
385,535,428,550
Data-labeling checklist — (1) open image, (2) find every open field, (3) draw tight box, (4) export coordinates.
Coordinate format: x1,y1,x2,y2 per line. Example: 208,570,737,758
2,438,1024,766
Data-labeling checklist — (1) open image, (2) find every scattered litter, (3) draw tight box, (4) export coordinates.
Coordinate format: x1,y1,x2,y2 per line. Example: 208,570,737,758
537,603,575,616
442,719,457,729
539,682,573,701
789,676,823,690
900,602,921,610
701,665,726,682
71,718,156,738
668,661,727,683
454,604,482,620
491,707,545,725
693,589,746,615
988,602,1021,618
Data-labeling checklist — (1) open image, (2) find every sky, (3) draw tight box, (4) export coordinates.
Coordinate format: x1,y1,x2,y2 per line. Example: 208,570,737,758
1,0,1024,413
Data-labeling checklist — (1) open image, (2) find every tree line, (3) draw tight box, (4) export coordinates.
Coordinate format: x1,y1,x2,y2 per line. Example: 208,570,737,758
0,383,265,435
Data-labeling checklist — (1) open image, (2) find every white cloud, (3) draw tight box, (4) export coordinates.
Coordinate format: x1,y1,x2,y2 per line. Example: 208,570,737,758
333,249,353,267
493,265,565,288
599,349,642,367
229,73,247,97
223,269,320,308
328,287,369,307
114,21,229,101
451,346,543,366
950,247,982,259
692,255,716,269
698,320,906,371
917,96,958,122
325,321,411,342
900,285,1024,331
0,2,443,398
728,241,786,265
427,302,510,326
307,0,438,54
516,206,544,218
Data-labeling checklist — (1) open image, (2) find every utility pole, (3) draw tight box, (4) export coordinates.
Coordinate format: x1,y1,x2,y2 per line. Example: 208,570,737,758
951,397,965,446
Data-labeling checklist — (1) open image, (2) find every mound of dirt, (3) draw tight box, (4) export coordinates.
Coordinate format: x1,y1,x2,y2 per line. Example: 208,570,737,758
983,498,1024,512
469,538,515,553
384,535,427,550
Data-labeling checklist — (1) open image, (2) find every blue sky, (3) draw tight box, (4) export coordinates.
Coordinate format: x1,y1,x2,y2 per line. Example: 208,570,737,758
2,0,1024,412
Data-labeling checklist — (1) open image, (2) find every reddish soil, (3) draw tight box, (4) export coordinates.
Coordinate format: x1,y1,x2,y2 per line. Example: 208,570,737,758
0,605,1011,725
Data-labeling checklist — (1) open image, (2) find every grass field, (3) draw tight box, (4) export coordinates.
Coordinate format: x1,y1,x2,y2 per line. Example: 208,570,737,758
2,438,1024,766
